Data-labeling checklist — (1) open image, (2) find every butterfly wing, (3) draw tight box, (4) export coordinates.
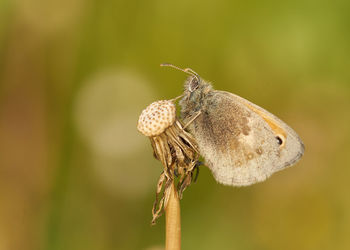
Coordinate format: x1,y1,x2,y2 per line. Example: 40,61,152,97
184,90,304,186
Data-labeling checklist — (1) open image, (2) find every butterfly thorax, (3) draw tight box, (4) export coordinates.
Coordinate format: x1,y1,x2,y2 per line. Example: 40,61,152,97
179,77,213,122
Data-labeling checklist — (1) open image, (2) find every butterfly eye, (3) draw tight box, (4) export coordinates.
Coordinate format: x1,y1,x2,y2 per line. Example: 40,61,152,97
275,134,286,147
189,78,199,92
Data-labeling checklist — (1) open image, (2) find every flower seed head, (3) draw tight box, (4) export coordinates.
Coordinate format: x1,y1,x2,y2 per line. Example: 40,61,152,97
137,100,176,136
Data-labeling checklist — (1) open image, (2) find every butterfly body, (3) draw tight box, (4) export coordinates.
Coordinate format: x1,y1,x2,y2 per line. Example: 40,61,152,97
179,76,304,186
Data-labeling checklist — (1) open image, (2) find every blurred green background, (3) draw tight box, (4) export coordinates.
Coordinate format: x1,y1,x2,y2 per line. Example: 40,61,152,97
1,0,350,250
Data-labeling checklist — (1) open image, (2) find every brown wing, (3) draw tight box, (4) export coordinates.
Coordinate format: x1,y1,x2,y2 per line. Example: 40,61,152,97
186,90,304,186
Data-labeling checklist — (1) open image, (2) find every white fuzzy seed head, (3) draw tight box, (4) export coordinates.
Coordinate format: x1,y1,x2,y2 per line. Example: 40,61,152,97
137,100,176,137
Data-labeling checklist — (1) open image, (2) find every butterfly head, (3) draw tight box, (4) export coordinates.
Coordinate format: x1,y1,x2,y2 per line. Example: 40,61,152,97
160,63,212,117
183,75,212,103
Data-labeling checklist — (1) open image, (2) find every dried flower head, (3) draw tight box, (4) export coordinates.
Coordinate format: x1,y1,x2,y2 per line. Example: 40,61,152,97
137,100,176,136
137,98,200,224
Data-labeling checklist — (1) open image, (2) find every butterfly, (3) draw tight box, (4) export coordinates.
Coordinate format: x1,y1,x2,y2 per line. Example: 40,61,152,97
161,63,304,186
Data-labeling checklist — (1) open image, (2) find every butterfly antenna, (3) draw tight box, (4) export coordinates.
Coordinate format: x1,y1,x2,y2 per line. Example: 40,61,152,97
160,63,200,82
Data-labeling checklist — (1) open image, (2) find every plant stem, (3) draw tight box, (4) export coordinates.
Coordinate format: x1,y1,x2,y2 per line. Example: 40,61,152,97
165,181,181,250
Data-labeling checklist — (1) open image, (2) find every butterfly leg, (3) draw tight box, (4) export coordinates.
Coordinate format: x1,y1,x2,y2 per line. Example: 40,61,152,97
192,161,203,182
183,111,202,129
